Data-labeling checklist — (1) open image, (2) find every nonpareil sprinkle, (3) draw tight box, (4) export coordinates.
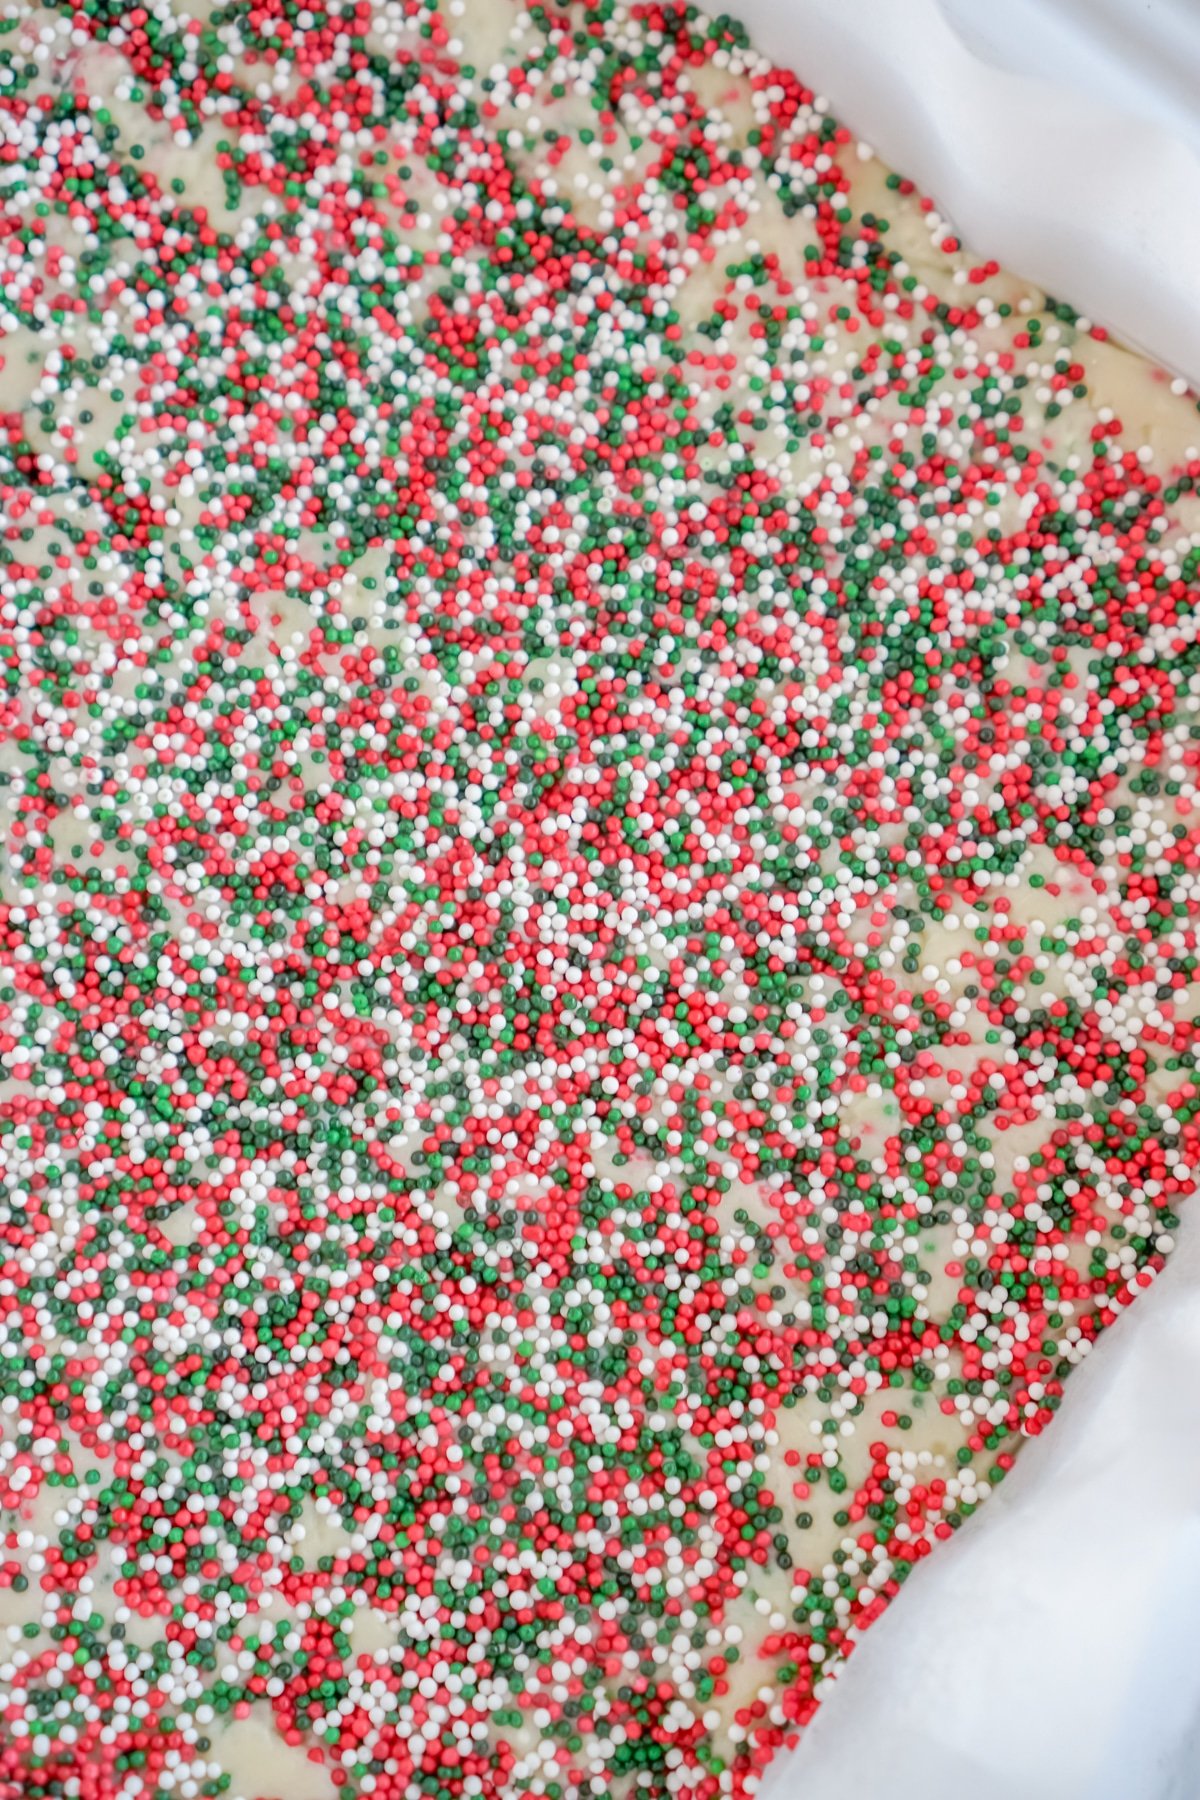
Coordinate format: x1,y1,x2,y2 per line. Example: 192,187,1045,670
0,2,1197,1797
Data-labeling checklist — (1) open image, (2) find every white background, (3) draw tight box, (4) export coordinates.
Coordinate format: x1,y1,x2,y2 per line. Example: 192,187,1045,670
725,4,1200,1796
736,0,1200,385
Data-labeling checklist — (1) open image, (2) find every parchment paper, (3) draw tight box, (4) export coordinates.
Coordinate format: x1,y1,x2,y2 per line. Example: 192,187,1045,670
727,4,1200,1794
769,1220,1200,1800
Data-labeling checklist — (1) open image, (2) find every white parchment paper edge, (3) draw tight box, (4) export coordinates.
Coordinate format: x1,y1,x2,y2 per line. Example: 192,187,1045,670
715,5,1200,1795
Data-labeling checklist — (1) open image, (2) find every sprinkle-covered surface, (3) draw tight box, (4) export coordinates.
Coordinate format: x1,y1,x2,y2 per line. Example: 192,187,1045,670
0,0,1198,1795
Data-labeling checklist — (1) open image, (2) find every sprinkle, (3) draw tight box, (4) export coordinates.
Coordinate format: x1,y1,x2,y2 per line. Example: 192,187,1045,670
0,1,1197,1796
